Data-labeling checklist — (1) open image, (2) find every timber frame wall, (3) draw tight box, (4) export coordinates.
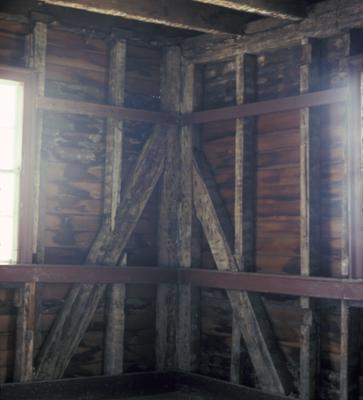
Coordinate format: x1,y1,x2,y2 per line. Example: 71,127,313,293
1,0,363,399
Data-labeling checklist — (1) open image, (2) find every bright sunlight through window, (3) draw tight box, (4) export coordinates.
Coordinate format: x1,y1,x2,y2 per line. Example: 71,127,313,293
0,79,24,264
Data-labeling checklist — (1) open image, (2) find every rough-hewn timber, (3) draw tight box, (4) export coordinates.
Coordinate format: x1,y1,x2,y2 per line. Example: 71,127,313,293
182,0,363,63
177,60,203,372
156,46,182,371
14,20,47,383
192,0,305,21
299,38,321,400
193,153,293,395
35,126,166,380
103,39,127,376
231,53,257,384
40,0,252,35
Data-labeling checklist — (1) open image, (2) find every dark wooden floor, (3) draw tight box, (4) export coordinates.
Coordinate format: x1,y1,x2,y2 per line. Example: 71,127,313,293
0,372,289,400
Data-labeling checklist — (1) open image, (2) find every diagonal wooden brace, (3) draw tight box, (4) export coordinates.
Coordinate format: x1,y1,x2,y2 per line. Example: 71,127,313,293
35,126,166,380
192,153,294,395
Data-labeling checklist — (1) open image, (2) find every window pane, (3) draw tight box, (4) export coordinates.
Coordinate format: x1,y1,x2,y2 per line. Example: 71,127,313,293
0,79,23,264
0,80,23,170
0,128,19,170
0,79,22,128
0,172,18,217
0,216,16,263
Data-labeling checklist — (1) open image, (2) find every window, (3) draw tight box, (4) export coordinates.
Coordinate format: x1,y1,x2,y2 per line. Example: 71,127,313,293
0,67,36,265
0,79,24,264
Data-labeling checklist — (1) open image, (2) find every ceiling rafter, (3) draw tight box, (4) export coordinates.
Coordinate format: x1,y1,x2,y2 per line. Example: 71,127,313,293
39,0,253,35
192,0,306,21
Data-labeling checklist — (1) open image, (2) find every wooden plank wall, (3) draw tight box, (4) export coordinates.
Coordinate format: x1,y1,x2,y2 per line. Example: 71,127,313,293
0,14,162,381
197,33,355,399
0,10,362,400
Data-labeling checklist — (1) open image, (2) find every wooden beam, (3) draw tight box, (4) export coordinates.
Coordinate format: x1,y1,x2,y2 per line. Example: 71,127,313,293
103,39,127,376
5,266,363,301
156,46,182,371
192,0,305,21
36,96,178,125
39,0,250,35
339,33,362,400
340,302,360,400
14,283,36,383
35,127,166,380
183,88,347,124
346,58,363,279
14,20,47,383
192,154,293,395
26,21,47,263
231,52,257,384
182,0,363,64
299,38,321,400
177,61,203,372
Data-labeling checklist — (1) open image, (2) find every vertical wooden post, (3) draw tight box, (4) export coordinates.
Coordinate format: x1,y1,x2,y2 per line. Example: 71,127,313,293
103,39,127,376
177,60,202,372
346,57,363,281
340,40,362,400
27,19,48,264
299,37,321,400
14,20,47,383
156,46,182,371
231,53,257,384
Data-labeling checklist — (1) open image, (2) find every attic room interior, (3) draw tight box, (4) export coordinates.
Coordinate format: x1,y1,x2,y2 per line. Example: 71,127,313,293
2,0,363,399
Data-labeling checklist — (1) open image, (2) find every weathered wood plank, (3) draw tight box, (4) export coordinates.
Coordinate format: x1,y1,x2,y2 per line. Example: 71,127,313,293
14,20,47,383
27,20,48,263
192,0,305,21
35,126,166,380
339,302,360,400
177,61,203,372
156,46,182,371
14,283,36,382
182,0,363,64
103,39,127,376
231,53,257,385
193,153,293,395
40,0,251,35
299,38,321,400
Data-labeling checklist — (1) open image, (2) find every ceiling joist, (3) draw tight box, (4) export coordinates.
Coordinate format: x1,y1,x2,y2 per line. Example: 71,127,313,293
192,0,305,21
40,0,251,35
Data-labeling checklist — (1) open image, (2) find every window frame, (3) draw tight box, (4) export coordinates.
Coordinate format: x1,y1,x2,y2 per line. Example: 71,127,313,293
0,65,37,265
346,56,363,279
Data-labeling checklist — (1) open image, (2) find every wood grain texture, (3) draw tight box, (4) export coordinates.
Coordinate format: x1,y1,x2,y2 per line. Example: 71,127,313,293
231,53,257,384
103,39,127,376
182,0,363,64
40,0,252,35
299,38,321,400
35,127,166,380
192,0,305,21
177,61,203,372
156,46,182,371
193,153,293,395
14,20,48,383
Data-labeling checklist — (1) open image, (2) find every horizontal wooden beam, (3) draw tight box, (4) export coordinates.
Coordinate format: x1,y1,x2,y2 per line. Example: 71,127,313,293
181,270,363,302
182,87,347,124
0,265,177,284
24,86,346,128
36,96,178,125
3,265,363,302
192,0,305,21
39,0,250,35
